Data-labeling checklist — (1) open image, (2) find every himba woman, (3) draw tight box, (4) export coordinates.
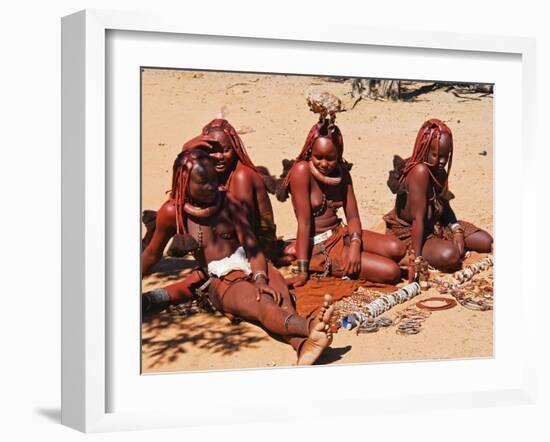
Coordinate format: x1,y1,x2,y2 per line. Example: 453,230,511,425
384,119,493,272
142,118,279,271
276,95,406,287
142,149,335,365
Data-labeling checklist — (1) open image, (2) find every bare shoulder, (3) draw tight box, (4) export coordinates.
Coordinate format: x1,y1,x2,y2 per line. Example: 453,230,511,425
234,163,256,181
407,163,430,188
156,200,177,227
157,199,176,216
409,163,429,177
289,160,310,185
231,165,263,202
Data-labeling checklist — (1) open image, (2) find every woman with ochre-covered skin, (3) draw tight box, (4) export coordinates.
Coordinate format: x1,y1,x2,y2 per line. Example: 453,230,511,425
384,119,493,272
276,116,406,287
142,149,335,366
142,118,279,265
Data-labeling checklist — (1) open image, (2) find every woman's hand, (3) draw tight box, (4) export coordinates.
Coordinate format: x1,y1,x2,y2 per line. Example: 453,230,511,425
286,272,309,288
453,233,465,257
254,278,282,305
343,242,362,277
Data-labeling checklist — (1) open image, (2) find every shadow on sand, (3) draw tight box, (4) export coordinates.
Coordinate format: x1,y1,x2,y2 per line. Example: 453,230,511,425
315,345,352,365
147,256,198,283
142,313,268,368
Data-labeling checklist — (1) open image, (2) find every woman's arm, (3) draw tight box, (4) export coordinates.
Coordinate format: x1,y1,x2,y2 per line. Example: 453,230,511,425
289,162,313,263
407,164,430,257
228,195,281,304
342,171,363,235
341,171,362,276
231,167,256,223
286,161,314,286
442,199,464,256
229,194,264,271
141,201,177,277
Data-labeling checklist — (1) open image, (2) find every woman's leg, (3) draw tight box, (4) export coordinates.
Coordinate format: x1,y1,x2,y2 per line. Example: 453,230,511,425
361,230,406,263
421,238,461,271
464,230,493,253
221,281,309,336
220,281,334,365
142,269,205,314
266,262,336,350
265,262,305,351
163,269,206,303
267,262,296,312
335,246,402,284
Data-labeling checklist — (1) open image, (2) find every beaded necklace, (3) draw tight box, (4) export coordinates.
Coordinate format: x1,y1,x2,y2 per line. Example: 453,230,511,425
312,193,327,217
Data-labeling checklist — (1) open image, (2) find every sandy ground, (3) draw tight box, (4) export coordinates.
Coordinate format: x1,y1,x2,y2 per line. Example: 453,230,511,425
141,69,493,373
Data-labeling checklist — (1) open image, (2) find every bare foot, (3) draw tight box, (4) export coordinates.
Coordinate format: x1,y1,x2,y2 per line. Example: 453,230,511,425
308,294,333,332
318,294,333,323
297,299,335,366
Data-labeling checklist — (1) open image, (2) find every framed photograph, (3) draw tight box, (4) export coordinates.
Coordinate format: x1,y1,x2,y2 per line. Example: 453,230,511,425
61,9,537,433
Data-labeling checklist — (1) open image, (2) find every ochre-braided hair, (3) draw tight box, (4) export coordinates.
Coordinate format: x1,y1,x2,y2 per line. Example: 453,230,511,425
277,117,348,202
400,118,453,193
170,149,215,235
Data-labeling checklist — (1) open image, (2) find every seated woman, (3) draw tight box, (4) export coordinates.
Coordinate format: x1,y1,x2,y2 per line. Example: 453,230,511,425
276,114,406,287
383,118,493,272
142,149,335,366
142,118,279,263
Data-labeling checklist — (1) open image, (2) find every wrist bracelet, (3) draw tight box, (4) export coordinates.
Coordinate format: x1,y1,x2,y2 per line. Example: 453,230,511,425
296,259,309,274
350,231,362,245
253,271,268,282
450,223,463,234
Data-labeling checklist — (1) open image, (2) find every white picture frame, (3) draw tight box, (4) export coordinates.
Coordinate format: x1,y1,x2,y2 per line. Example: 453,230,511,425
61,9,538,433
